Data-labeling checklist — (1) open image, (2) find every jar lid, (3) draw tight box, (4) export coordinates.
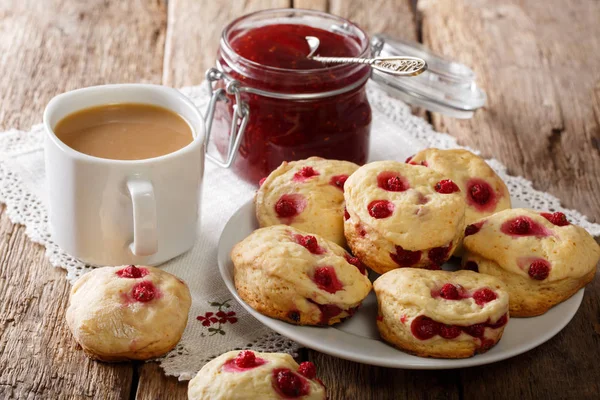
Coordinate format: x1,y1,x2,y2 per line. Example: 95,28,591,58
370,34,486,118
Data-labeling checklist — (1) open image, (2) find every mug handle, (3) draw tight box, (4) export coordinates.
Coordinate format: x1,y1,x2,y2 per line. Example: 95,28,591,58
127,179,158,257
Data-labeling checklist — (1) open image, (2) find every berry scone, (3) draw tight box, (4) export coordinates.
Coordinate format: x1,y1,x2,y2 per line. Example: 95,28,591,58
188,350,326,400
344,160,466,273
232,225,371,325
374,269,509,358
66,265,191,361
407,149,511,226
255,157,359,246
462,208,600,317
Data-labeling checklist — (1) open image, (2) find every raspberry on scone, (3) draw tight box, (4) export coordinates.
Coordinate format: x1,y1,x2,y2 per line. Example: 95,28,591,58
343,160,466,274
408,149,511,253
255,157,359,246
231,225,371,326
374,269,509,359
66,265,191,361
462,208,600,317
188,350,327,400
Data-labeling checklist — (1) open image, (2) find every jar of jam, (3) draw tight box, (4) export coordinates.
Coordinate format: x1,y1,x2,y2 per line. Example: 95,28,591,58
205,9,372,183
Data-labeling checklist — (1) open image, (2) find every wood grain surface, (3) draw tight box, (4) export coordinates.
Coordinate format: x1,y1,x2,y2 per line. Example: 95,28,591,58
0,0,598,399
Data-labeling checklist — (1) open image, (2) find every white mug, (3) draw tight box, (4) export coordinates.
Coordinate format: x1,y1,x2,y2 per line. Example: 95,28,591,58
43,84,205,266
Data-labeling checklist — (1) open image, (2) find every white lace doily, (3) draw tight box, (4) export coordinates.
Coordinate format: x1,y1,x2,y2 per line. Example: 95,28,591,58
0,82,598,380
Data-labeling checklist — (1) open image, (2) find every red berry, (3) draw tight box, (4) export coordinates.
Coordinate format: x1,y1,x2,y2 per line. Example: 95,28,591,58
295,234,323,254
377,171,409,192
275,194,305,218
386,176,406,192
132,281,155,302
259,177,267,186
235,350,256,368
473,288,497,306
344,207,350,220
410,316,440,340
294,166,319,181
528,260,550,280
317,304,343,325
541,211,570,226
405,155,414,163
345,254,366,275
273,369,309,397
469,182,491,205
298,361,316,380
390,246,421,267
439,283,460,300
464,224,481,236
368,200,394,219
330,174,348,190
428,245,451,265
439,324,462,339
463,261,479,272
487,313,508,329
462,323,485,338
116,265,148,279
435,179,460,194
313,267,343,293
509,217,531,234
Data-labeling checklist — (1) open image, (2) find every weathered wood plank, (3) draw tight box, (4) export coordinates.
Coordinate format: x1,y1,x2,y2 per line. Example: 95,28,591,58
135,362,188,400
293,0,327,12
162,0,292,88
419,0,600,398
0,0,167,398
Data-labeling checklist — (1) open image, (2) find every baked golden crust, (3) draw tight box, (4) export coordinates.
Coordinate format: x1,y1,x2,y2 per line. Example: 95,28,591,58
255,157,358,246
232,225,371,326
343,160,466,274
66,265,191,361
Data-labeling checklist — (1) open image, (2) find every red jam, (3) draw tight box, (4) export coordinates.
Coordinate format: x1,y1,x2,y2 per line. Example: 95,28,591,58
214,10,371,183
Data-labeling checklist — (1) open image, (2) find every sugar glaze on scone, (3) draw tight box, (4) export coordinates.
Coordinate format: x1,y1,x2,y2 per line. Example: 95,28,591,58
344,160,466,274
255,157,359,246
66,265,191,361
188,350,326,400
462,208,600,317
374,269,509,358
232,225,371,326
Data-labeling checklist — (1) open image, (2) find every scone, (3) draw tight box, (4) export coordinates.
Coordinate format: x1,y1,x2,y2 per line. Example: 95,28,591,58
374,269,509,358
344,160,466,274
462,208,600,317
232,225,371,325
408,149,511,254
255,157,359,246
66,265,191,361
188,350,326,400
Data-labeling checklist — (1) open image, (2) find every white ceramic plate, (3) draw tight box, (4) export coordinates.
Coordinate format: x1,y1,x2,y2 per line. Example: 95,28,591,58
217,200,584,369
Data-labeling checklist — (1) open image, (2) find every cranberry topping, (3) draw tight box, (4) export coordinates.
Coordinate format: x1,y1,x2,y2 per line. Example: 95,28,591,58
405,155,414,164
345,254,366,275
132,281,156,302
298,361,316,380
473,288,497,306
287,311,300,323
377,171,409,192
376,315,383,322
411,316,440,340
487,313,508,329
390,246,421,267
462,323,485,338
294,234,324,254
273,368,310,398
235,351,257,368
310,302,343,325
400,314,408,324
312,266,343,293
116,265,148,279
541,211,570,226
368,200,394,219
428,245,451,265
275,194,306,218
466,178,497,211
501,216,552,237
435,179,460,194
259,177,267,186
293,166,319,181
528,260,550,280
439,283,460,300
469,182,491,204
465,223,481,237
344,207,350,220
330,174,348,190
464,261,479,272
439,324,462,339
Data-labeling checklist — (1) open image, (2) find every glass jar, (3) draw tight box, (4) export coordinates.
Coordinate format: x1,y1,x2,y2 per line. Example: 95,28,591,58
205,9,372,184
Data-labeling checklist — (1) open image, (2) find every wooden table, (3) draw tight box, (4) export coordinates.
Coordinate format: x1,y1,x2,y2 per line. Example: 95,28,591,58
1,0,599,398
